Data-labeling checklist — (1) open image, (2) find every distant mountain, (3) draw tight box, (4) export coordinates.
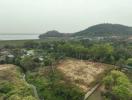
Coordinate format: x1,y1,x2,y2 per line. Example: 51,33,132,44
39,24,132,39
73,23,132,37
39,30,70,39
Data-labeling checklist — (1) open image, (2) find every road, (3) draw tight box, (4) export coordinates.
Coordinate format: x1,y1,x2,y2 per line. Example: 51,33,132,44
84,84,100,100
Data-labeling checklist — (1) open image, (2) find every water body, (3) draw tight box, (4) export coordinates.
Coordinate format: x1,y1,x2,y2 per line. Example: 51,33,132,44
0,34,39,40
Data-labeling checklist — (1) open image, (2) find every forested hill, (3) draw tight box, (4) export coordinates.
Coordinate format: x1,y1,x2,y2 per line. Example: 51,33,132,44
39,23,132,38
73,23,132,36
39,30,70,39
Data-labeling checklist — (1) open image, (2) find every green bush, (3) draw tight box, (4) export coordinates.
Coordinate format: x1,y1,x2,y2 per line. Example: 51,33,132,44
103,70,132,100
0,81,13,94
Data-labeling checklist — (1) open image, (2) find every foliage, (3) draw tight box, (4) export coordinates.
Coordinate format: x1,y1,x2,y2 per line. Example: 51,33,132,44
126,58,132,66
20,55,40,71
89,43,114,62
0,37,132,100
0,81,13,94
26,69,84,100
39,30,69,38
103,70,132,100
0,65,36,100
23,41,39,49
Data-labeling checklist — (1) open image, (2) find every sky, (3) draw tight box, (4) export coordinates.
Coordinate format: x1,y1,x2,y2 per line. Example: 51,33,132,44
0,0,132,34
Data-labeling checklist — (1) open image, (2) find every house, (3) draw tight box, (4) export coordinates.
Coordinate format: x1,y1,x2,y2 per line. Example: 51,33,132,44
21,49,35,58
7,54,15,63
0,55,7,64
27,50,35,56
122,65,132,73
39,56,44,61
0,50,15,64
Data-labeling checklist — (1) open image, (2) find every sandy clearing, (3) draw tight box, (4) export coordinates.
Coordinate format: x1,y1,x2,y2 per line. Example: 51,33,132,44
0,64,14,71
57,59,111,92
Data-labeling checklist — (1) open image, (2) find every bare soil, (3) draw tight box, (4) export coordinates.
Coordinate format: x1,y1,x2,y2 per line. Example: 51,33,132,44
57,58,113,92
0,64,13,70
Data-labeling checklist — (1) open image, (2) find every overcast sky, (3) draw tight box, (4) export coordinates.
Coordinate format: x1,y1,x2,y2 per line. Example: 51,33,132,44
0,0,132,34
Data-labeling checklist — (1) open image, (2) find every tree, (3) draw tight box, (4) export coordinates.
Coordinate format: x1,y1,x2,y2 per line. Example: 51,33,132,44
112,85,132,100
126,58,132,66
116,58,126,68
103,75,114,90
23,41,39,49
0,81,13,94
103,70,132,100
20,56,40,71
89,43,114,62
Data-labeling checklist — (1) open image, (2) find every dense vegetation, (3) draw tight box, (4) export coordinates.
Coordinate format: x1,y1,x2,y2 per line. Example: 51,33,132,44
0,37,132,100
26,68,84,100
0,65,37,100
0,39,132,73
103,70,132,100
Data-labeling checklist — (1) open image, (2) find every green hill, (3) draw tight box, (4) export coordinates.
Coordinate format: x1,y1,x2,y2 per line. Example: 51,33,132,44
73,23,132,37
39,23,132,39
39,30,70,39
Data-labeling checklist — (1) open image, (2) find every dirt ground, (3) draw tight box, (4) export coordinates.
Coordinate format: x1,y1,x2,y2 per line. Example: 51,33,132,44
0,64,14,71
57,58,113,92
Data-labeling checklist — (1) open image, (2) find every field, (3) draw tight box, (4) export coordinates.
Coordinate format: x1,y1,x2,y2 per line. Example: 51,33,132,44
57,58,114,92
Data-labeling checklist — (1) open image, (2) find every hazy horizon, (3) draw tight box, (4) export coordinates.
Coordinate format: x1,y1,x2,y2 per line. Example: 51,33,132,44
0,0,132,34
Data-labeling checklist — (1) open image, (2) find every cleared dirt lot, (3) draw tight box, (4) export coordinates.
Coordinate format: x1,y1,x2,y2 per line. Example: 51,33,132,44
57,58,114,92
0,64,13,70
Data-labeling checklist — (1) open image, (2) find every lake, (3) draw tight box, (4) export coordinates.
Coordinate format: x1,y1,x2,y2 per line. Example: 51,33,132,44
0,34,39,40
